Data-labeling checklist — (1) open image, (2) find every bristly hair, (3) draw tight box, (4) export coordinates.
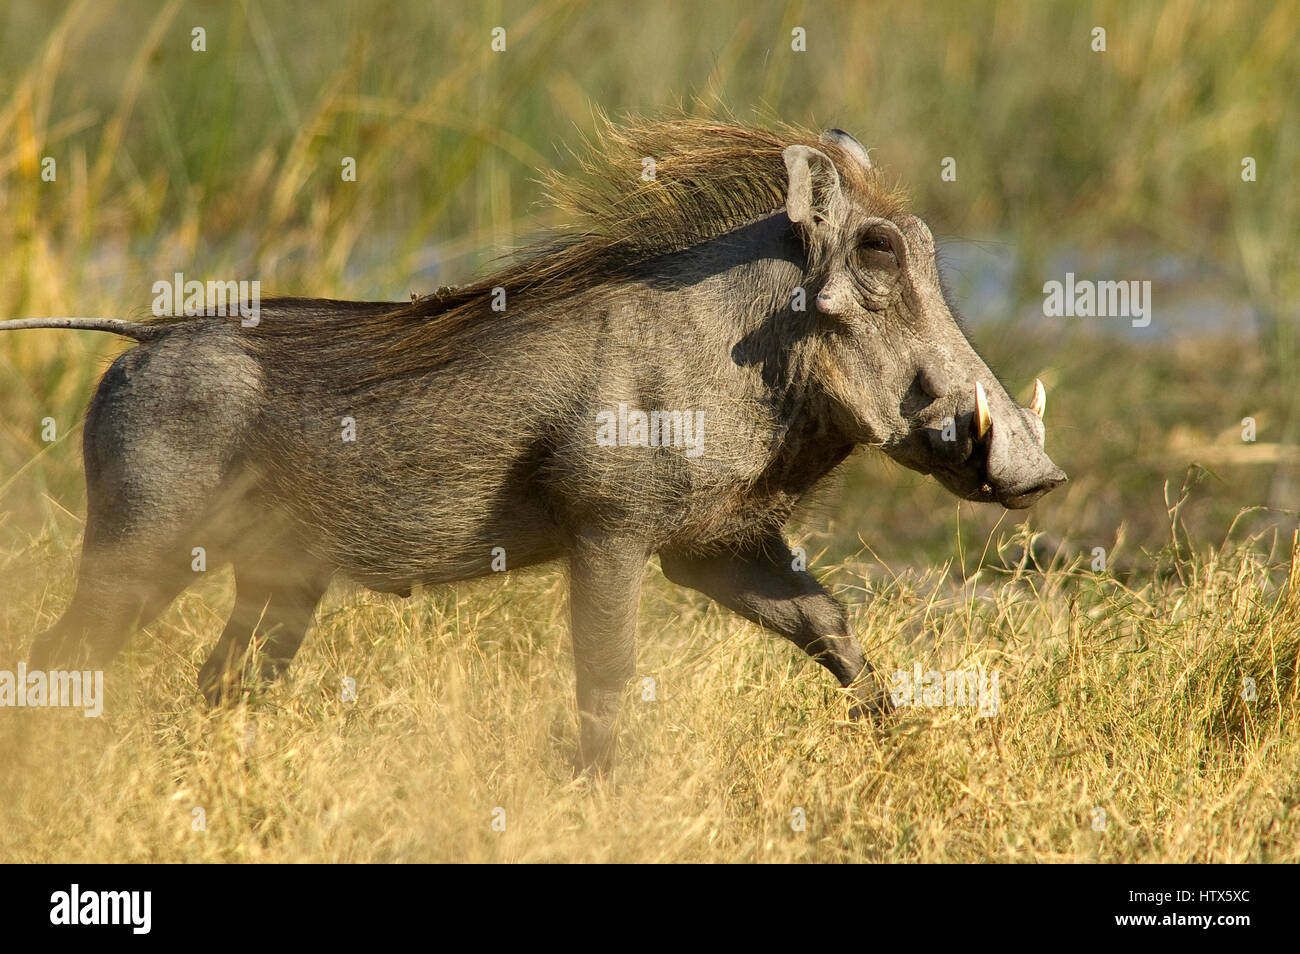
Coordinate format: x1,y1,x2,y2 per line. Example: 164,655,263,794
234,114,908,387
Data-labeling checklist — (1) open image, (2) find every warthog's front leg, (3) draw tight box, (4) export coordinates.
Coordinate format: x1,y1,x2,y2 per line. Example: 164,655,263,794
568,536,648,773
659,536,888,720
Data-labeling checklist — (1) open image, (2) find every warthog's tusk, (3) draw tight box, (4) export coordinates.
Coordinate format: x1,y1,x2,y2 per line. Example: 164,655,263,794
1029,378,1046,419
974,381,992,441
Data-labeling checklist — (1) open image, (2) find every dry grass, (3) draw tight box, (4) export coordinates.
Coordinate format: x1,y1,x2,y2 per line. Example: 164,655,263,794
2,521,1296,863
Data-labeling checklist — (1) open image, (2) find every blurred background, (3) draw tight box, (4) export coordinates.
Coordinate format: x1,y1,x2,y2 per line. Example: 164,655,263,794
0,0,1296,576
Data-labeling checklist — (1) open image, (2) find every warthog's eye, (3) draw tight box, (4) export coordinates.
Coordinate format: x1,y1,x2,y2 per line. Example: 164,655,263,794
853,230,897,271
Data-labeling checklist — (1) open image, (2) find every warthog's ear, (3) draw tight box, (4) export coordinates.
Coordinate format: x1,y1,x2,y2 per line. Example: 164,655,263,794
783,145,844,229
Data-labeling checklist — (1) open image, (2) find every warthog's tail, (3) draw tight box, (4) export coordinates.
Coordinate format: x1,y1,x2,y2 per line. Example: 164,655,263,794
0,317,163,340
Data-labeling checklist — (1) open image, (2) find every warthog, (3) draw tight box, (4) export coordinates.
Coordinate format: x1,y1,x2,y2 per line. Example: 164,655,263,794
2,119,1065,770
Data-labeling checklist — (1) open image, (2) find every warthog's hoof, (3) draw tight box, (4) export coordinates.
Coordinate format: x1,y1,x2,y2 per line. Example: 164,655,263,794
847,688,893,723
198,658,247,707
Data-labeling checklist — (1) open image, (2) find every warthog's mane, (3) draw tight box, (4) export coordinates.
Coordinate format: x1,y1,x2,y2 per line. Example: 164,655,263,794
229,116,906,386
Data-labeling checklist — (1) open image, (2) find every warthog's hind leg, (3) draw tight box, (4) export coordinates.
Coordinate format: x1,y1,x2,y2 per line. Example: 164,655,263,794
31,337,262,671
28,545,191,669
198,559,329,705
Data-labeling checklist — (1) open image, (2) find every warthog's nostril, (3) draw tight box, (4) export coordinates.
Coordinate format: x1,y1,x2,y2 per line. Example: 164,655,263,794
1000,467,1068,509
1027,468,1068,494
1033,475,1066,496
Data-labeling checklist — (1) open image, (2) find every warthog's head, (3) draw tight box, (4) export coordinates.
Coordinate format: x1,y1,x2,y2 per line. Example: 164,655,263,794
785,129,1066,509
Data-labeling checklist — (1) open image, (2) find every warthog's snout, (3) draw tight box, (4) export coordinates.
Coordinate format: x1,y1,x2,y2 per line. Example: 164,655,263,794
905,376,1067,510
975,378,1068,509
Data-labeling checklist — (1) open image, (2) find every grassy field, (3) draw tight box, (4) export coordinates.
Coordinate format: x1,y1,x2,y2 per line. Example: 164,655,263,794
3,525,1298,862
1,0,1298,862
